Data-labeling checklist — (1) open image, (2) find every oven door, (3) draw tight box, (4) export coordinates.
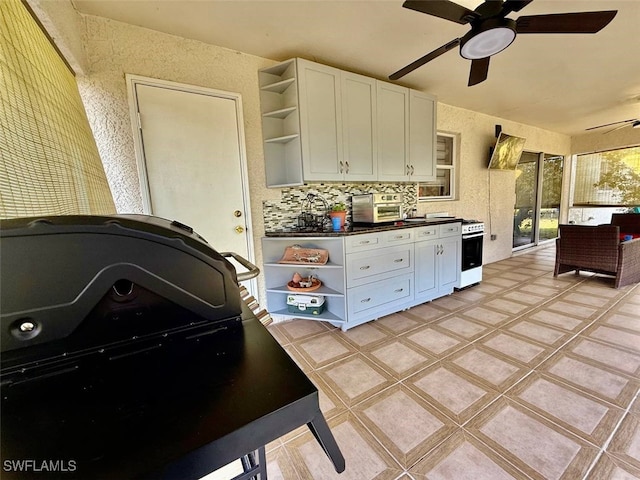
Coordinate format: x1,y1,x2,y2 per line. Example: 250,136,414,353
461,233,484,271
373,204,402,223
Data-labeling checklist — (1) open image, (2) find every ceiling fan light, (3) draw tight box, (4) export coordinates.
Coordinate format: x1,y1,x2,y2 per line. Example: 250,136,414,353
460,18,517,60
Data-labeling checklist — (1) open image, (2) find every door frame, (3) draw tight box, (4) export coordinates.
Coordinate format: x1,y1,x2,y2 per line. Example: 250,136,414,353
125,74,257,293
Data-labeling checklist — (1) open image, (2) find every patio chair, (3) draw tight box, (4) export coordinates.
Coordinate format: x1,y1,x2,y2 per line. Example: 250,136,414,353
554,224,640,288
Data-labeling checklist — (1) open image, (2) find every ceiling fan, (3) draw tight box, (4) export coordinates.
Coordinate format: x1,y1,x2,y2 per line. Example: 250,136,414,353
390,0,617,86
585,118,640,134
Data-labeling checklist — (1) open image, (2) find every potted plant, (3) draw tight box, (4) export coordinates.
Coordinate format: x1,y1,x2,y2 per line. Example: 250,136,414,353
329,202,347,230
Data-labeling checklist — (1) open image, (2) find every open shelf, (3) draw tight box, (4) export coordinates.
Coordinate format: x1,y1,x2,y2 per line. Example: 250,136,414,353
264,134,299,144
270,308,345,323
267,284,343,297
263,106,297,119
260,78,295,94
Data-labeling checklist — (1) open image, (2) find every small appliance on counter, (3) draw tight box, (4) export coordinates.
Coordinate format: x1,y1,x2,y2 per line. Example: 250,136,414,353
352,193,404,224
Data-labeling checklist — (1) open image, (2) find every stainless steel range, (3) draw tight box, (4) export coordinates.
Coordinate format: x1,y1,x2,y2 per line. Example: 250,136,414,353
457,220,485,289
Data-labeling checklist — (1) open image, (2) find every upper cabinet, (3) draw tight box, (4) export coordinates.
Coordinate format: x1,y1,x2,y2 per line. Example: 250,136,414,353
259,59,435,187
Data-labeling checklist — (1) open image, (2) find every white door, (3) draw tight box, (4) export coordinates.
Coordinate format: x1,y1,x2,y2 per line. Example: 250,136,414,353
127,76,255,293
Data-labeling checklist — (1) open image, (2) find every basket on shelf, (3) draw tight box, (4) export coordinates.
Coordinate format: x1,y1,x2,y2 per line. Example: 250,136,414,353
278,246,329,265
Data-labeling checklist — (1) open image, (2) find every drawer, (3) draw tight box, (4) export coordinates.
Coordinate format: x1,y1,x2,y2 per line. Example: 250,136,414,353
346,244,413,285
439,222,461,238
414,225,438,240
348,274,412,317
383,229,414,245
345,232,381,253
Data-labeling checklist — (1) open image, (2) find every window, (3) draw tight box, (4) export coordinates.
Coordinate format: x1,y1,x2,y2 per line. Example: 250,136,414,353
572,146,640,207
418,133,456,201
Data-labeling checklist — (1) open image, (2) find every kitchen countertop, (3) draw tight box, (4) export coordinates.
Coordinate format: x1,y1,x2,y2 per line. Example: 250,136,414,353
265,217,462,237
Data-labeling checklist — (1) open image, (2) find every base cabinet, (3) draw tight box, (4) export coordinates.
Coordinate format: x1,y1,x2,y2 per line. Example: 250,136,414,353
262,223,460,331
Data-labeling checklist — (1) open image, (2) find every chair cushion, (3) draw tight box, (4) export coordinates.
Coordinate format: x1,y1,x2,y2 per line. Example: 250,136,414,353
620,232,640,241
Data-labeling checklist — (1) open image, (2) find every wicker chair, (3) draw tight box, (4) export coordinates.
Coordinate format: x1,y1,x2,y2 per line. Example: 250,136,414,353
554,224,640,288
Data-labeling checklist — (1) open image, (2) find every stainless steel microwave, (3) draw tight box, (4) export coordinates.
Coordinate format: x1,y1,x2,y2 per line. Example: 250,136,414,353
352,193,404,224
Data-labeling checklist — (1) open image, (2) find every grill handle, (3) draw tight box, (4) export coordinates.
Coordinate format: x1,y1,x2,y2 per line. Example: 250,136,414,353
220,252,261,281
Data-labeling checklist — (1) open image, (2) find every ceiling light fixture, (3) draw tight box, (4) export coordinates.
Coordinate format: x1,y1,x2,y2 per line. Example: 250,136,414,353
633,121,640,129
460,18,517,60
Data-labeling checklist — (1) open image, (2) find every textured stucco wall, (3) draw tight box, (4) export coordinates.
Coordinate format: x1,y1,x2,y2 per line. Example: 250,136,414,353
427,103,571,263
571,127,640,155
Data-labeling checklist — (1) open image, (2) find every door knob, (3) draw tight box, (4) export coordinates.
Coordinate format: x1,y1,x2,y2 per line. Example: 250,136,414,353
234,210,242,217
235,225,244,234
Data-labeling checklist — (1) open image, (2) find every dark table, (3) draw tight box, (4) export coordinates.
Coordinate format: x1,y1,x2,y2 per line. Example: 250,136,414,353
0,305,345,479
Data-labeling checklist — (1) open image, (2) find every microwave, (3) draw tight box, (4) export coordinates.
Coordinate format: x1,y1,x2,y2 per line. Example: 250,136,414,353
352,193,404,224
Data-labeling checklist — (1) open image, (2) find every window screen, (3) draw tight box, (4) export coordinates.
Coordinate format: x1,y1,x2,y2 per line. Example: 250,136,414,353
0,0,115,218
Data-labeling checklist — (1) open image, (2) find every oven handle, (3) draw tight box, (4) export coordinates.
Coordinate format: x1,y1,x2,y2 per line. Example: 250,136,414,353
462,232,485,239
220,252,261,281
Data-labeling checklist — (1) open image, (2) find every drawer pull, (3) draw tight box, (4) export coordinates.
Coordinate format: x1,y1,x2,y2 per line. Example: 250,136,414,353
361,297,371,303
360,240,371,245
394,288,404,293
360,265,371,270
394,258,404,263
394,235,404,239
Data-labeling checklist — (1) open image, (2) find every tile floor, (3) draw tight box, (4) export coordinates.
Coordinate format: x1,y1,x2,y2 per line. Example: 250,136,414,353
263,246,640,480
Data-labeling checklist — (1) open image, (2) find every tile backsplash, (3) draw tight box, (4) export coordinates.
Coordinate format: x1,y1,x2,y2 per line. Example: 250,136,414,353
263,183,417,231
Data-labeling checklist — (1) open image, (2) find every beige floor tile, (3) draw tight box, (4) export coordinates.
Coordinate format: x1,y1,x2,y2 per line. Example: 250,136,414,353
575,284,623,299
503,290,547,305
291,331,356,369
317,354,396,407
484,278,521,289
402,325,468,359
567,337,640,376
431,316,493,341
352,385,457,469
363,338,436,380
619,303,640,316
607,413,640,471
403,302,449,323
505,319,573,348
265,446,301,480
466,397,599,480
500,271,533,282
374,312,423,335
528,308,589,333
275,318,331,343
474,282,507,295
521,283,562,297
446,345,530,392
336,322,392,351
507,373,625,446
459,305,513,327
479,330,551,368
485,298,530,315
405,362,499,425
409,429,529,480
601,313,640,334
450,288,487,303
587,453,640,480
538,353,639,408
284,411,402,480
430,296,469,311
583,324,640,355
564,292,615,308
282,344,313,374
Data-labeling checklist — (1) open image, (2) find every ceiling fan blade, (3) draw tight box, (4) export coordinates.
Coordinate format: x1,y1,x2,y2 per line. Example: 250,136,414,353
389,39,461,80
402,0,474,25
585,119,635,131
605,122,634,134
516,11,617,34
468,57,490,86
501,0,534,15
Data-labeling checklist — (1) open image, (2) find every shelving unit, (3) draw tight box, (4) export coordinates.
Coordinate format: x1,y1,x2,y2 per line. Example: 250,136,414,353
258,60,304,187
261,237,346,327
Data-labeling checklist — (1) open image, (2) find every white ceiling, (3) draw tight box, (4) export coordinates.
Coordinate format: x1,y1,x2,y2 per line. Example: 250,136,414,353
71,0,640,137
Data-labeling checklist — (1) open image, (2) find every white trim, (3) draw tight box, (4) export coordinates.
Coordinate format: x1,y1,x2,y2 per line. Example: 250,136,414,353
125,74,257,294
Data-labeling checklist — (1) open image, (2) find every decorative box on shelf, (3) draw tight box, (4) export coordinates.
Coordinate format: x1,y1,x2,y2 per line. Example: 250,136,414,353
287,294,326,315
278,246,329,265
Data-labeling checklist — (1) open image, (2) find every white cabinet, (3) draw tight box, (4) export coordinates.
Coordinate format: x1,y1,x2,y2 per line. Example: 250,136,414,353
297,59,343,181
259,59,434,186
376,81,409,182
262,222,460,331
259,59,303,187
415,223,461,302
261,237,346,328
376,83,437,182
341,71,377,181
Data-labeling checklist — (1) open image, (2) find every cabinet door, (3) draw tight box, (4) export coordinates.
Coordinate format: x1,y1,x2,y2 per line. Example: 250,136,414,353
297,59,343,181
415,239,438,299
341,72,377,181
408,90,437,181
438,236,461,292
376,81,409,181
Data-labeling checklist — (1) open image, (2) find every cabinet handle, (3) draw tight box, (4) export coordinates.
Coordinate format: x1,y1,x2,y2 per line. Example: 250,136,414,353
406,165,411,175
395,288,404,293
361,298,371,303
394,235,404,239
394,258,403,263
345,161,350,173
411,165,415,175
359,240,370,245
360,265,370,270
339,160,344,173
